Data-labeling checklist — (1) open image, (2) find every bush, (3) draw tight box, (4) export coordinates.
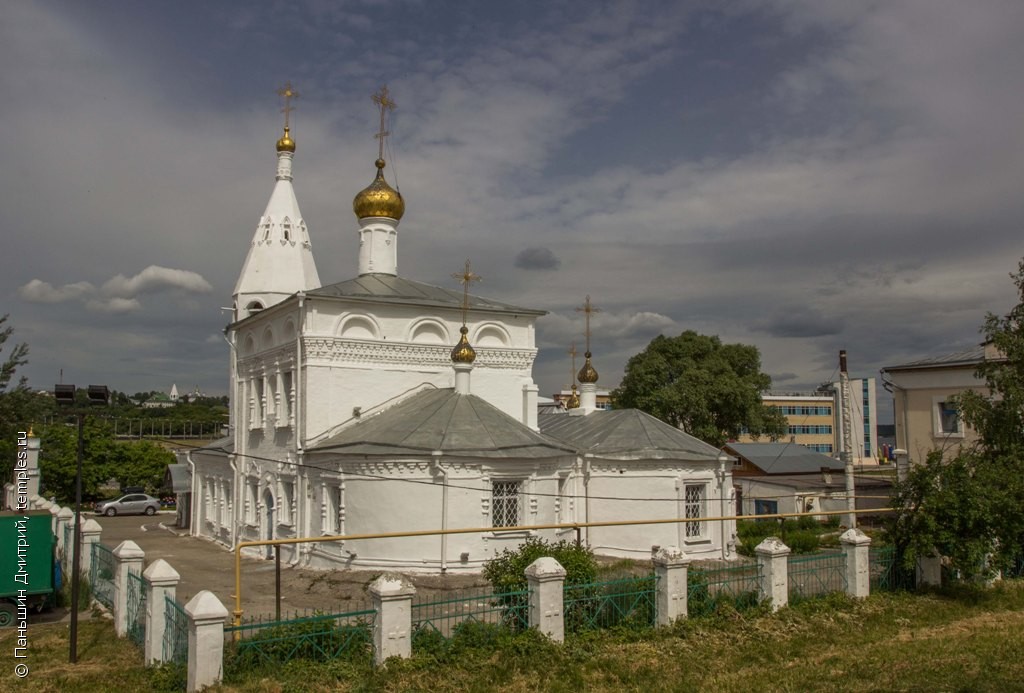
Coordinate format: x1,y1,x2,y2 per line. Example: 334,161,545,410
483,536,598,592
736,519,823,556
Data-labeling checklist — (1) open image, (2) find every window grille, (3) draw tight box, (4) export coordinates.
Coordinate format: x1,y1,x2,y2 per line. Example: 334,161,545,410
492,481,521,528
684,484,704,538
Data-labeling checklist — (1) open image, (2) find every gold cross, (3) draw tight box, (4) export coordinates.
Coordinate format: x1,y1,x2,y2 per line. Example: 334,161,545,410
568,342,578,387
575,295,601,353
451,259,482,326
276,82,300,130
372,85,397,161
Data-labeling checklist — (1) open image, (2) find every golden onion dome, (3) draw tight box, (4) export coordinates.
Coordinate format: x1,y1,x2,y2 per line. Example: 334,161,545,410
566,384,580,409
276,126,296,153
577,352,599,384
353,159,405,221
451,326,476,364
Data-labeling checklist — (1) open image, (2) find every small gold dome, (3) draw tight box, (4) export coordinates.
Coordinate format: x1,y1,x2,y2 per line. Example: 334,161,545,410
566,384,580,409
353,159,405,221
451,326,476,364
276,126,296,153
577,352,599,384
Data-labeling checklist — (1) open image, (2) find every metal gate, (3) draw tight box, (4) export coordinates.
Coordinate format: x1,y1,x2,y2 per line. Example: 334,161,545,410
163,595,188,665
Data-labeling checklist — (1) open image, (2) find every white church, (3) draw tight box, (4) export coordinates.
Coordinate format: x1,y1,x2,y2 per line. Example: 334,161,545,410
188,89,736,572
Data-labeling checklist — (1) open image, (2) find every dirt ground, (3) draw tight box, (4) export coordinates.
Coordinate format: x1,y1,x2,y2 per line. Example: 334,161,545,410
93,513,492,621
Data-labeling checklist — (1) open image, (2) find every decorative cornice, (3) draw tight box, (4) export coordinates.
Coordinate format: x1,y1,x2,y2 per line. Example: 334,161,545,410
302,337,536,370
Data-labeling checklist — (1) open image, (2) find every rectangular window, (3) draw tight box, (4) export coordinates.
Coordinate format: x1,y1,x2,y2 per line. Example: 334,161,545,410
938,401,960,434
492,481,522,528
282,371,294,426
324,485,343,534
254,378,265,427
684,484,705,539
280,479,294,525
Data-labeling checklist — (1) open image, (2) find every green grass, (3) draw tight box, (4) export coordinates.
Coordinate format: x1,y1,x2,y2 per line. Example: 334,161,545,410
5,582,1024,692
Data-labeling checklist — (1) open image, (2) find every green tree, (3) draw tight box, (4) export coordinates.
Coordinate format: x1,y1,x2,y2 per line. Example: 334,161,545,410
611,331,787,447
0,315,54,484
887,260,1024,578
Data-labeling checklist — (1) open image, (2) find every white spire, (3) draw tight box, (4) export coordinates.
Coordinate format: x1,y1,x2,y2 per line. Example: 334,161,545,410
233,136,321,320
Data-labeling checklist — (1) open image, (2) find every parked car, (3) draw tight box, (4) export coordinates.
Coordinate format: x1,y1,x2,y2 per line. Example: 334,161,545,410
94,494,161,517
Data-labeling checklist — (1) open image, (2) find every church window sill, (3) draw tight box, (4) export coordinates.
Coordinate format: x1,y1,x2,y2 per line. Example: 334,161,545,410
488,529,535,539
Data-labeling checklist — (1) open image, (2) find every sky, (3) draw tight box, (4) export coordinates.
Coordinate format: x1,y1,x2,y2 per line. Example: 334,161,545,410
4,0,1024,424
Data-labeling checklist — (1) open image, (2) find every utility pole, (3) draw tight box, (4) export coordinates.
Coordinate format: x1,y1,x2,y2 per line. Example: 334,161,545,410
839,350,856,528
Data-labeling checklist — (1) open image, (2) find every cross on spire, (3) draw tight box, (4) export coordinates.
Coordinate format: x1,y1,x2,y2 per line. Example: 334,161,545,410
276,81,300,130
372,85,397,161
575,295,601,353
568,342,578,386
452,259,482,327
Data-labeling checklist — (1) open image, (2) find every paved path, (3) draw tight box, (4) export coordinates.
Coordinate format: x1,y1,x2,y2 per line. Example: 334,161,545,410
93,513,488,621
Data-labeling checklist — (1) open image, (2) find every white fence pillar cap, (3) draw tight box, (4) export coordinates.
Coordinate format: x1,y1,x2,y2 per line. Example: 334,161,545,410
368,572,416,599
840,528,872,546
143,558,181,584
652,546,689,566
113,540,146,560
57,507,74,519
754,537,791,556
81,518,103,534
185,590,229,623
524,556,567,580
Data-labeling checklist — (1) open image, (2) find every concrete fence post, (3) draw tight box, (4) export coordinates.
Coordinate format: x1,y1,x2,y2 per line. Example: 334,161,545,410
48,503,60,534
185,590,229,693
652,546,690,625
368,573,416,665
755,537,791,611
112,540,146,637
916,553,942,588
143,559,180,665
840,528,872,598
80,518,102,580
525,557,567,642
55,507,73,565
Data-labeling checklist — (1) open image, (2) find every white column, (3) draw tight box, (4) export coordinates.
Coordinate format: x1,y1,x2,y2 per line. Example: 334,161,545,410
840,528,872,598
755,537,791,611
80,518,103,579
143,559,180,665
453,362,472,395
525,557,567,642
579,383,597,415
358,219,399,276
522,383,539,430
369,573,416,665
49,503,61,535
56,507,73,560
652,546,690,625
185,591,229,693
112,540,146,637
917,553,942,589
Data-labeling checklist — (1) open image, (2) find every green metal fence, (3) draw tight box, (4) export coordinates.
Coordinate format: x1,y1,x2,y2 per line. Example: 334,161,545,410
126,568,146,647
688,562,761,616
789,551,847,601
163,595,188,665
869,546,915,592
223,606,375,668
90,542,115,609
562,575,658,632
411,587,530,651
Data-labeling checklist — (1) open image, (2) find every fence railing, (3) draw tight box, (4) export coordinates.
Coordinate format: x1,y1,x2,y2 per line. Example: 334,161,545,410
90,542,116,610
788,551,847,601
688,562,761,616
163,595,189,665
126,568,146,647
869,546,915,592
411,587,530,650
223,606,376,668
562,575,658,632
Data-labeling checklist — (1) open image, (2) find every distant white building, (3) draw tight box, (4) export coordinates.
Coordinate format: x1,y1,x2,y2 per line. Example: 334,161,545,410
189,100,736,571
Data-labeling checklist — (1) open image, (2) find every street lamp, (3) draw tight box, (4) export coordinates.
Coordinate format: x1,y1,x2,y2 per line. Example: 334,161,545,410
55,383,109,664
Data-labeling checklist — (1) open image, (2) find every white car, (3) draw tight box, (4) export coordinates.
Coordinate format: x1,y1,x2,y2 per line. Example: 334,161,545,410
94,494,160,517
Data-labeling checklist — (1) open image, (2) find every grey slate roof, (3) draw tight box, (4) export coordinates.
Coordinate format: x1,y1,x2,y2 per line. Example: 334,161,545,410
538,410,722,461
312,388,574,459
883,345,985,371
723,442,843,475
165,464,192,493
307,274,545,316
191,435,233,454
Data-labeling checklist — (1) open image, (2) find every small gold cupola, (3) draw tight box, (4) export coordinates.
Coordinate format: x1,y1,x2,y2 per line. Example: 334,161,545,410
353,158,405,220
276,126,296,153
577,352,599,384
566,383,581,409
451,325,476,364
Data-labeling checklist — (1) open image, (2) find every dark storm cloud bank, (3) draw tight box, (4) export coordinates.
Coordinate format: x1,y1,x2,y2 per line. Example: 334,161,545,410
515,247,562,271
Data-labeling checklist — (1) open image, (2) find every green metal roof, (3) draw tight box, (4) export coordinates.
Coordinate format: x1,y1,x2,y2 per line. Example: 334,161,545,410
312,388,574,459
538,409,722,461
